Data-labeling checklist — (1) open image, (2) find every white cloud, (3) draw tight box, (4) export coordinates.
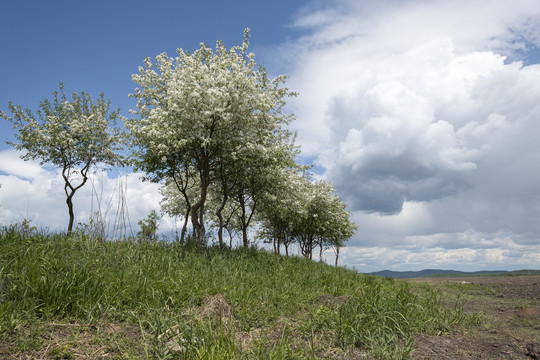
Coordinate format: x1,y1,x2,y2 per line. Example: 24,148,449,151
278,0,540,271
320,45,527,214
0,149,46,179
331,240,540,273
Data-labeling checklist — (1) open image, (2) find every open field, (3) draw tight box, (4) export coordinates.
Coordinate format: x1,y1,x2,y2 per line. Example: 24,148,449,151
408,275,540,359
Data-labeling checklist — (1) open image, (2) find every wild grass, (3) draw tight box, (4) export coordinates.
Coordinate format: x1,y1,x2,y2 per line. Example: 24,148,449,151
0,226,477,359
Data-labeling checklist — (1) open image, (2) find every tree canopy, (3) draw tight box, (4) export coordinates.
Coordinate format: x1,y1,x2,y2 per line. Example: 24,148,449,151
127,29,297,247
256,170,357,265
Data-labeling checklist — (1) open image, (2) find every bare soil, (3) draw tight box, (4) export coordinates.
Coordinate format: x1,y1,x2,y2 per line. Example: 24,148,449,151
409,275,540,359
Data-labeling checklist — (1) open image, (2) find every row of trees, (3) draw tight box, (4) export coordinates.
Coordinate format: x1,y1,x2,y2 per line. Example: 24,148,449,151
1,30,356,262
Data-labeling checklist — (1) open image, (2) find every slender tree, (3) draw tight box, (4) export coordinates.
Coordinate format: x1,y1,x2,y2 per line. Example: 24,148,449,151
1,84,123,235
257,169,308,255
137,209,160,242
160,166,198,243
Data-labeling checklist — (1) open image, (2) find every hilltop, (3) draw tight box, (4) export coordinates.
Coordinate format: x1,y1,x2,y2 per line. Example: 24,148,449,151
0,228,475,359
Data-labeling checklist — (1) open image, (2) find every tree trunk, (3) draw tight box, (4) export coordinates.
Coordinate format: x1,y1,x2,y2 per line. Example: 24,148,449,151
239,195,249,248
215,192,228,247
300,235,314,259
335,246,340,267
241,227,248,248
239,194,257,248
66,193,75,236
227,227,234,248
180,209,190,243
62,161,90,237
275,230,282,255
191,168,209,248
217,213,224,247
199,202,205,245
190,199,203,246
171,172,192,244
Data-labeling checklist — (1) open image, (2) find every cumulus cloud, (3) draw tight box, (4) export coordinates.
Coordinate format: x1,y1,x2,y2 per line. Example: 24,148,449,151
283,0,540,154
0,149,46,179
281,0,540,271
321,47,535,214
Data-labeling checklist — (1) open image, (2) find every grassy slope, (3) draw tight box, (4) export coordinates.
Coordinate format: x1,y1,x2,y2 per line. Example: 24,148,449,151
0,228,476,359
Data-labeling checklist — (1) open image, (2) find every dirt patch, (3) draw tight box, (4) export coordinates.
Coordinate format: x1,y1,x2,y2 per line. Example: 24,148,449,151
319,294,348,308
159,293,235,355
409,275,540,359
182,293,234,325
0,321,145,360
200,293,233,321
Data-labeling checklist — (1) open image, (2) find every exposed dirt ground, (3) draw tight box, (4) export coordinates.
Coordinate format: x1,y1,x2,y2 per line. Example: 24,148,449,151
409,275,540,359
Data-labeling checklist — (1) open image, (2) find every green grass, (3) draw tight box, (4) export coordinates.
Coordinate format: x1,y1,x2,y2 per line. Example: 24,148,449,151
0,226,477,359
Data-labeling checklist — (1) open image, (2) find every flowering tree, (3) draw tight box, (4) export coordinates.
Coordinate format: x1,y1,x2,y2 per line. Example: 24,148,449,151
294,180,357,262
1,84,123,235
127,29,296,247
258,172,356,265
221,133,298,247
309,182,357,266
257,169,307,255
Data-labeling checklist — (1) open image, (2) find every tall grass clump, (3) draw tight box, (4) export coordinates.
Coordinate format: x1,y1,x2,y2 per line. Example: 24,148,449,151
0,227,475,358
305,278,468,358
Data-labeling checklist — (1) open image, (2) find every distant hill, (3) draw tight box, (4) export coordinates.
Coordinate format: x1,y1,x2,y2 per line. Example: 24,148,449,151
366,269,540,279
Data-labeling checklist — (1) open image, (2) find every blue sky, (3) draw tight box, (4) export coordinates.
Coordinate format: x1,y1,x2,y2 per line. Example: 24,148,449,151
0,0,309,144
2,0,540,272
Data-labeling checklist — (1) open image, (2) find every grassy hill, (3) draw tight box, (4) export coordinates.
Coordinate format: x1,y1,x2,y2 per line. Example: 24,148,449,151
0,227,478,359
